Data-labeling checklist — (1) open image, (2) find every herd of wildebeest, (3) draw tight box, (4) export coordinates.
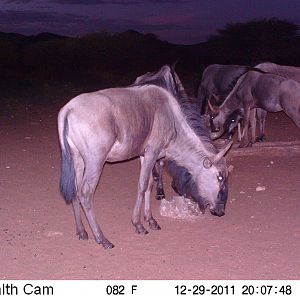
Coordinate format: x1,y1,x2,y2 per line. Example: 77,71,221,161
58,61,300,249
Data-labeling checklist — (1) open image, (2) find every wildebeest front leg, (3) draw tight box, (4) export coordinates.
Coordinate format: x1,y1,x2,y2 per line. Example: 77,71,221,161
79,157,114,249
144,170,161,231
239,107,251,147
256,108,267,142
249,108,257,144
132,152,157,234
154,160,165,200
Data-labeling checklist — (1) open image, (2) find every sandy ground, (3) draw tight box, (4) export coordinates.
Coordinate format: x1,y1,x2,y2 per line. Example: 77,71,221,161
0,104,299,280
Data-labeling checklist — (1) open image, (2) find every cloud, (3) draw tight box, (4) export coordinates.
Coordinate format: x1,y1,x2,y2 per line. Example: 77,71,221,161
50,0,140,4
144,11,196,26
5,0,33,3
0,8,198,43
51,0,192,5
5,0,192,3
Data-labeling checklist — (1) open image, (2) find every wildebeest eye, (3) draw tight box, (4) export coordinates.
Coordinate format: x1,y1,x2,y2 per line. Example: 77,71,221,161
231,119,235,122
217,175,223,182
210,115,214,120
203,157,212,169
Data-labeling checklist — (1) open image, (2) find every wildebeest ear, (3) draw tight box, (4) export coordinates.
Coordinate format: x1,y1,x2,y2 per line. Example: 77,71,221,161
171,61,178,70
208,98,219,114
235,107,244,116
203,157,213,169
212,141,233,163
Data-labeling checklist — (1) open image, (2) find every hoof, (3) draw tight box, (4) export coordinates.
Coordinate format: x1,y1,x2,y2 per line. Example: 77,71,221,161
77,230,88,240
238,141,250,148
256,136,265,142
156,188,165,200
149,220,161,231
101,240,115,249
153,176,159,182
135,224,149,235
156,193,165,200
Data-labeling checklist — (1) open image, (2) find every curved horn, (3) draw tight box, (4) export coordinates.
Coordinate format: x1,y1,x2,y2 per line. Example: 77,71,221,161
211,92,219,102
171,61,178,69
212,141,233,163
173,70,188,99
208,98,219,114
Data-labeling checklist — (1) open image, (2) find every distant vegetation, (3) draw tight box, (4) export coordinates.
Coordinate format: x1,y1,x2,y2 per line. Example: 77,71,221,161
0,18,299,107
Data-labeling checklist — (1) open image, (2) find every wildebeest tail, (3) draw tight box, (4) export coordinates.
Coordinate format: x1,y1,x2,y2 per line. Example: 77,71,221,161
58,113,76,204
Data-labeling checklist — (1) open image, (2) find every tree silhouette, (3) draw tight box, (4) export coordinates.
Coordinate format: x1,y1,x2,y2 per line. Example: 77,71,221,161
207,18,299,65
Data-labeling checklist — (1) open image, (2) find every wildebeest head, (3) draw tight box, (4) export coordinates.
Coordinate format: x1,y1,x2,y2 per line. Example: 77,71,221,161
197,141,232,216
222,109,244,139
210,105,244,140
167,141,232,217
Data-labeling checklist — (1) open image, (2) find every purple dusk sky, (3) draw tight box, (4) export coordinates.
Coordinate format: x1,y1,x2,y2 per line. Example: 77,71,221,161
0,0,299,44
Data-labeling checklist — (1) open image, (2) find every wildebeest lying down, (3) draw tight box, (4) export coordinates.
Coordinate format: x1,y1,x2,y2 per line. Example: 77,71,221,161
210,70,300,147
58,65,232,249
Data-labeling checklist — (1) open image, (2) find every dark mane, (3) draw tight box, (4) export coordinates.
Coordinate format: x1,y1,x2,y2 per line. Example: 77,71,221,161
220,66,252,101
132,65,180,100
133,65,216,154
180,100,217,154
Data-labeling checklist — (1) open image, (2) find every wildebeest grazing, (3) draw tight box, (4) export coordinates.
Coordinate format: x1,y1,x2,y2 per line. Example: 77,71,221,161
58,65,232,249
198,64,266,143
223,62,300,144
210,70,300,147
133,65,211,201
212,62,300,145
197,64,251,114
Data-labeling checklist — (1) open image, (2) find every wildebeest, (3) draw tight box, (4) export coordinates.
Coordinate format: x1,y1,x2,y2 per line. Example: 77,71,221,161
197,64,251,114
58,65,232,249
198,64,267,142
211,62,300,145
210,70,300,147
134,65,207,201
210,102,267,144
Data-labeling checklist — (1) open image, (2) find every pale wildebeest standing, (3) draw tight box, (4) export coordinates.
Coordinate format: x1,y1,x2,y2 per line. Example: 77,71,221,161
210,70,300,147
58,65,232,249
197,64,266,142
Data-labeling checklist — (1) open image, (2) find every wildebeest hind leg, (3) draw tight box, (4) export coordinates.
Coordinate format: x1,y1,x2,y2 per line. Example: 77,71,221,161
72,198,88,240
79,156,114,249
72,152,88,240
155,160,165,200
281,100,300,129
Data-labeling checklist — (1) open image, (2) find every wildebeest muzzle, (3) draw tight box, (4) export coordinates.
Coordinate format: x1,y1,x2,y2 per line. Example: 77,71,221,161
210,182,228,217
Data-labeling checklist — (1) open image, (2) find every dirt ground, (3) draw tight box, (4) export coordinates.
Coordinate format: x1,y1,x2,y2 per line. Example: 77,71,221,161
0,103,299,280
